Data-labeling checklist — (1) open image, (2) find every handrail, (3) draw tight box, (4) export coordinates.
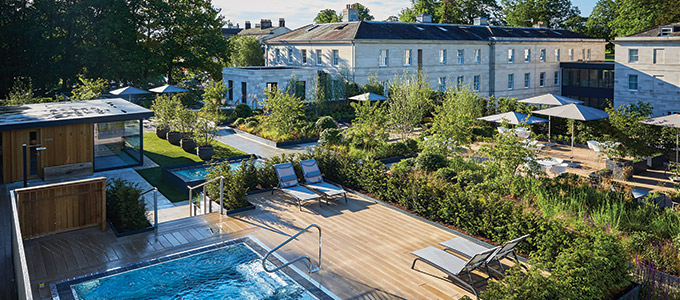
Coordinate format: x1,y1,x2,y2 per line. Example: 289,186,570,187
188,176,225,216
187,176,224,191
262,224,322,274
140,187,158,230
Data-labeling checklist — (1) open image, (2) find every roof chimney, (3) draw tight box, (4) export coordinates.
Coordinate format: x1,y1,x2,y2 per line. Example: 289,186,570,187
533,21,547,28
416,14,432,24
473,17,488,26
260,19,272,29
245,21,251,29
279,18,285,28
342,4,359,22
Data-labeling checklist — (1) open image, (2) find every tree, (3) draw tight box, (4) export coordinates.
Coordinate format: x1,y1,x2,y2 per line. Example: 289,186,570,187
387,72,433,138
481,122,541,177
585,0,616,41
1,77,54,106
350,3,375,21
262,88,306,136
398,0,440,23
346,101,389,150
202,80,228,120
384,16,399,22
426,85,484,154
314,9,341,23
611,0,680,37
605,102,660,159
71,76,108,101
439,0,503,25
228,35,264,67
501,0,581,28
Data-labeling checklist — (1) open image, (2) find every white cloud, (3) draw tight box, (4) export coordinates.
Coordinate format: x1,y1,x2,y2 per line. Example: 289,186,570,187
214,0,411,29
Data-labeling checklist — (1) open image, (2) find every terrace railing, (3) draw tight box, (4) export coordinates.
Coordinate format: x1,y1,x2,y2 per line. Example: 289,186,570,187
262,224,322,274
140,187,158,230
188,176,224,216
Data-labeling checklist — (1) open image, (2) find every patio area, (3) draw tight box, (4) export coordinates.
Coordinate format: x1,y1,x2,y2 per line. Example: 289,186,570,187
25,189,521,299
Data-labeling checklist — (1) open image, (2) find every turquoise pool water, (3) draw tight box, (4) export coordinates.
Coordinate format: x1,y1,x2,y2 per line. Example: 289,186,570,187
72,242,317,300
173,160,264,181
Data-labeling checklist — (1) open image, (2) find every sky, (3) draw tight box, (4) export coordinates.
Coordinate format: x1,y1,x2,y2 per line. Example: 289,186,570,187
215,0,596,30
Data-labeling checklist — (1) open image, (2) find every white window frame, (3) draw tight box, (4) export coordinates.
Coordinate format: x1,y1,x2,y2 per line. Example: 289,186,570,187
474,49,481,64
555,49,560,62
302,49,307,64
508,49,514,63
524,49,531,63
457,49,464,64
316,49,322,65
581,49,586,61
539,49,546,62
508,74,514,90
653,49,664,64
438,76,447,91
628,74,638,91
628,49,639,63
586,49,591,61
456,76,464,88
288,48,293,64
379,49,389,66
332,49,339,66
539,72,545,87
473,75,480,92
568,49,574,61
274,48,280,63
404,49,412,66
554,71,559,86
439,49,447,64
524,73,530,88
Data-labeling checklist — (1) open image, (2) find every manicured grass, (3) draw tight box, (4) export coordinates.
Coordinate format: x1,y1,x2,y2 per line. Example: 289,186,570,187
142,132,246,167
136,167,187,203
138,132,247,203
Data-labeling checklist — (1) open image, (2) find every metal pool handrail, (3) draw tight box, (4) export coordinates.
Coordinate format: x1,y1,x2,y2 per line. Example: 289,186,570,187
140,187,158,230
188,176,224,216
262,224,322,274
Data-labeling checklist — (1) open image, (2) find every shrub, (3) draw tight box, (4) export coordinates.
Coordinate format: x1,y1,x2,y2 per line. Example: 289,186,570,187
233,117,245,127
434,167,457,183
415,153,448,172
245,116,258,124
315,116,337,131
206,162,249,210
252,108,264,115
404,138,419,153
106,179,150,233
245,120,258,129
234,104,252,118
319,128,343,146
390,158,415,178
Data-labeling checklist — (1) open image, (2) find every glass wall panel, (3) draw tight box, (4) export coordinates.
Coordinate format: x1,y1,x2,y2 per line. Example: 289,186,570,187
94,120,142,170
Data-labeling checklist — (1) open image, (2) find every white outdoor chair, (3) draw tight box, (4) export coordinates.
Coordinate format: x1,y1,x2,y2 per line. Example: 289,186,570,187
587,140,602,162
497,127,510,135
514,127,530,139
549,163,568,176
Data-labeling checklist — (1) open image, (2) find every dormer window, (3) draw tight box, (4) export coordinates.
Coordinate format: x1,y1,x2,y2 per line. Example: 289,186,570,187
660,27,673,36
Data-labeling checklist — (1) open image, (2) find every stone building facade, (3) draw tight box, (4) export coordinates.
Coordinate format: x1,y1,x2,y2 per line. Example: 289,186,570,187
613,23,680,116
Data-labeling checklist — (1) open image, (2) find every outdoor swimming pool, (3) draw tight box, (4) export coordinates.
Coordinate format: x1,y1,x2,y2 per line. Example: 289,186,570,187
52,236,336,300
173,159,265,182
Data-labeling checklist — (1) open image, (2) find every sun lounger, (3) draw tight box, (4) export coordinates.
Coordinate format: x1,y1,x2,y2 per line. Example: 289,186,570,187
273,162,322,211
411,246,500,299
300,159,347,204
440,234,529,274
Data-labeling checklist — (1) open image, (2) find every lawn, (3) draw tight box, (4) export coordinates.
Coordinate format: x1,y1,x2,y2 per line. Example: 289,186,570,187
137,132,247,202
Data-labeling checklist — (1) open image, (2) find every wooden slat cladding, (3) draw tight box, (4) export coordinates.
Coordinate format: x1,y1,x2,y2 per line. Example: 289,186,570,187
2,123,94,184
14,177,106,239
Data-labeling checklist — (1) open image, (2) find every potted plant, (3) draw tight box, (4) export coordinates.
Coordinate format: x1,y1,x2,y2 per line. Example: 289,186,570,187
151,95,175,139
178,109,197,152
194,116,217,160
166,107,184,146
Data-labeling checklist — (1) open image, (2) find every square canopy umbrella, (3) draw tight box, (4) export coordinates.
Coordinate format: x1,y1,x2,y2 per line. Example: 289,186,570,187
109,86,150,101
518,93,583,141
149,84,188,94
640,114,680,163
477,111,548,125
348,92,387,101
533,104,609,167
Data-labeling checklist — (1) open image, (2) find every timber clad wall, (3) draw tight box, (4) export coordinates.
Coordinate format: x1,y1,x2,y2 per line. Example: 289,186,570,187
13,177,106,239
2,123,93,184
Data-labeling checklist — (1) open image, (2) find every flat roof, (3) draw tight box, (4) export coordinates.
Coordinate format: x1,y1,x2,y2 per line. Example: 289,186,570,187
0,98,153,131
560,61,614,70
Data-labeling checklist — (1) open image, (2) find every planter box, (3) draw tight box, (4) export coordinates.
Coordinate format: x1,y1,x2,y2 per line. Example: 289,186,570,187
632,160,647,175
225,201,256,216
232,127,318,148
108,220,153,237
646,154,666,169
616,282,640,300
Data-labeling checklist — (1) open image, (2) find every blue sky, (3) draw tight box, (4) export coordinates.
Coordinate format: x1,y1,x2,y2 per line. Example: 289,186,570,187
216,0,596,30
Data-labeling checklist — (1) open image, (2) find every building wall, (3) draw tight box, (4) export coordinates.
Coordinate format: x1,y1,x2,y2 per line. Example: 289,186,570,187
222,67,318,108
613,39,680,116
2,123,94,184
266,43,354,73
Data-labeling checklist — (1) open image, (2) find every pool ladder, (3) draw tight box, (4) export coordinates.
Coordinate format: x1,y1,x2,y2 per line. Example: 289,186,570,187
262,224,322,274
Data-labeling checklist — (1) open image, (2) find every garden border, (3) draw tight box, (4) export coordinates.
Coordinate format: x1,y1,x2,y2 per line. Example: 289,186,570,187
231,127,318,147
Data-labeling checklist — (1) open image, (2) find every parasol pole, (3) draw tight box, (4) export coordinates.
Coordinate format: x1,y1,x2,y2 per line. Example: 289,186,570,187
570,121,575,162
676,131,678,163
548,116,551,142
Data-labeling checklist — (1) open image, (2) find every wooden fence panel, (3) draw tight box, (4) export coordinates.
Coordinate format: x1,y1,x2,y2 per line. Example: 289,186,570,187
14,177,106,239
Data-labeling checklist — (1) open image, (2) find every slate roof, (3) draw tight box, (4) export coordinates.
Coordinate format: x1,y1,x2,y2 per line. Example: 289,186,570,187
221,28,242,38
268,21,599,43
624,23,680,37
239,26,286,38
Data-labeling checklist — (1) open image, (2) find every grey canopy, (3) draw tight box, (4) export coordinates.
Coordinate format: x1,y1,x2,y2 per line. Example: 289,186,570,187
149,84,188,94
518,93,583,106
109,86,150,96
348,92,387,101
640,114,680,162
478,111,548,125
533,104,609,166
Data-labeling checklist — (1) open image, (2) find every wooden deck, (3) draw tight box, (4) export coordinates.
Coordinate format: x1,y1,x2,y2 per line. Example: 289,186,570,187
24,190,517,299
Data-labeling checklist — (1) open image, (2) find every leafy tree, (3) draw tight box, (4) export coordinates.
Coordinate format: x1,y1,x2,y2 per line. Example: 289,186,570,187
611,0,680,37
439,0,503,25
387,72,433,138
228,35,264,67
605,101,660,159
481,122,540,177
585,0,616,41
262,88,306,136
71,76,108,101
426,85,484,154
360,75,385,96
346,101,389,150
350,3,375,21
201,80,228,120
1,77,54,106
314,9,341,23
384,16,399,22
501,0,581,28
398,0,440,23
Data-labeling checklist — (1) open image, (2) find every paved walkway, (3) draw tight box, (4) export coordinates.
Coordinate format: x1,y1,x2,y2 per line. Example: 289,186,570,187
214,126,315,158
